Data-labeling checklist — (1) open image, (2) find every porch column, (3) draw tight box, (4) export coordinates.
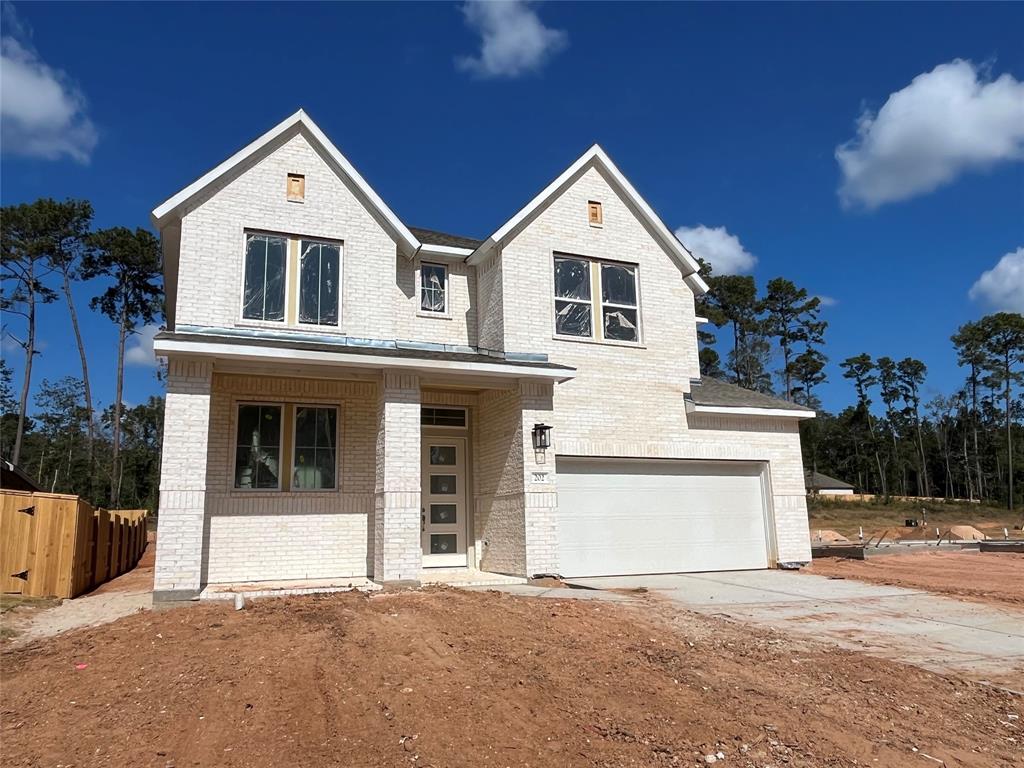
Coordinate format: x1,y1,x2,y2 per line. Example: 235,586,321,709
153,357,213,602
373,372,422,584
519,380,560,577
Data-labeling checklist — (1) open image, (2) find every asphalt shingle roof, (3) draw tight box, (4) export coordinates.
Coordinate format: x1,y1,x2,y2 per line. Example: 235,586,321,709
409,227,483,250
688,377,815,413
805,470,855,490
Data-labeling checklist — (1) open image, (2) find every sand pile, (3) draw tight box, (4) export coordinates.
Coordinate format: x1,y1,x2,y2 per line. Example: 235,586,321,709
811,529,850,543
945,525,988,541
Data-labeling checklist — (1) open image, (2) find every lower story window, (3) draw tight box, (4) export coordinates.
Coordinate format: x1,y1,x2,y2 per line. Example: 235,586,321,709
233,403,339,491
292,406,338,490
235,404,282,489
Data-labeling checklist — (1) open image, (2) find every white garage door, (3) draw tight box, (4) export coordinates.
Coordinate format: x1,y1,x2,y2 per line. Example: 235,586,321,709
556,458,771,577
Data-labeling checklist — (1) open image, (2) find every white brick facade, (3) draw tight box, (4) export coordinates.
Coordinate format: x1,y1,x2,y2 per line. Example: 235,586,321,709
374,373,422,582
154,358,213,596
152,117,813,598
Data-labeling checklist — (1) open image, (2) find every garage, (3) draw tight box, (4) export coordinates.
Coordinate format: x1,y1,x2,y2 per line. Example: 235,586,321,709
555,458,772,577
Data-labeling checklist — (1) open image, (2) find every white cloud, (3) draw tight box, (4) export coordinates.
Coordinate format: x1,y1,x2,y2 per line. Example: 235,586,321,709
456,0,567,79
836,59,1024,209
674,225,757,275
969,247,1024,313
815,295,838,307
0,5,97,163
125,324,161,367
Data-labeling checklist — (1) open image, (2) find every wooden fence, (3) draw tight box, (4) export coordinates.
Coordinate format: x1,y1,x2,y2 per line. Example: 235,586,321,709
0,490,148,599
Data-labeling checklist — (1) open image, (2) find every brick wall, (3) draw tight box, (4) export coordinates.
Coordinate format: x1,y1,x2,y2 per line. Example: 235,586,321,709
473,387,527,574
373,372,422,582
202,373,376,583
491,164,810,564
471,380,558,577
154,358,213,595
497,165,701,449
394,256,478,347
475,252,504,352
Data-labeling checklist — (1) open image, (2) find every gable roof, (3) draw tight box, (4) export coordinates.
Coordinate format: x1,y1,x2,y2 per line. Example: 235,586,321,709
687,377,816,418
150,109,420,256
465,144,709,295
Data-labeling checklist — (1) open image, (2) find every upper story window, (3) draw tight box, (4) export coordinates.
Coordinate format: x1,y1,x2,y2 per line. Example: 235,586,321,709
420,262,448,314
241,231,342,327
553,256,593,338
553,253,640,344
299,240,340,326
600,263,639,342
242,234,287,322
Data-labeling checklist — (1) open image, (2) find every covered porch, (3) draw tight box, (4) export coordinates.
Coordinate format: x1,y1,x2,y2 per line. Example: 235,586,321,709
151,330,573,602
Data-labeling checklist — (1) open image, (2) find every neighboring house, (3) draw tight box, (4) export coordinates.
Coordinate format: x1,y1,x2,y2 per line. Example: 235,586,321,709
805,471,856,496
1,458,42,493
150,109,815,602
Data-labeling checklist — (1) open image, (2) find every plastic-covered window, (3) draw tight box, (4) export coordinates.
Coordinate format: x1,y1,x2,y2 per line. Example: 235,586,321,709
420,263,447,313
242,234,287,321
600,263,639,342
234,405,282,489
292,406,337,490
299,241,340,325
553,256,592,337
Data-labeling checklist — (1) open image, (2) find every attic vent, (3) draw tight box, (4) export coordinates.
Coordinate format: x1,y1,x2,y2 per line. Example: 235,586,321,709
287,173,305,202
587,201,603,226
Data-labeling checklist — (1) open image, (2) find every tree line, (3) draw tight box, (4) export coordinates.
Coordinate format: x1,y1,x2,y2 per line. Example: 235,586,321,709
2,197,1021,515
1,198,163,509
696,260,1024,513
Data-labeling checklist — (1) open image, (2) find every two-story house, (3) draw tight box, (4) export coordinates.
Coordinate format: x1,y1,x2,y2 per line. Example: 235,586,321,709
150,109,814,602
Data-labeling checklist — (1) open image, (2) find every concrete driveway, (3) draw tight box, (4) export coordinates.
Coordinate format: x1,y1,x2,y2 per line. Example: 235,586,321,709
567,570,1024,690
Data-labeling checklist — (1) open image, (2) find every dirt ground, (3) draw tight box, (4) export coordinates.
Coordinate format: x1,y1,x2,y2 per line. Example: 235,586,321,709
808,499,1023,541
2,535,154,645
2,589,1021,768
808,550,1024,609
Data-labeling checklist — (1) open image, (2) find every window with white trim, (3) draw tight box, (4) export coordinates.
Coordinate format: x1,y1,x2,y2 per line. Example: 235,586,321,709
234,404,282,489
553,253,640,343
242,234,287,322
420,262,447,314
553,255,593,337
298,240,340,326
292,405,338,490
600,262,639,342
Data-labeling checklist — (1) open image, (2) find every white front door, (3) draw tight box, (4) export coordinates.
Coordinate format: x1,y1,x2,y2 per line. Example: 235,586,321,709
421,437,468,567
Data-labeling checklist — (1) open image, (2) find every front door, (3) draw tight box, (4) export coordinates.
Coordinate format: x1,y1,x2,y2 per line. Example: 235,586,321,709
421,437,468,567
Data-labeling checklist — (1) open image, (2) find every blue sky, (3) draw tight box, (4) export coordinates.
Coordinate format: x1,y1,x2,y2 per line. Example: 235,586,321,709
2,1,1022,417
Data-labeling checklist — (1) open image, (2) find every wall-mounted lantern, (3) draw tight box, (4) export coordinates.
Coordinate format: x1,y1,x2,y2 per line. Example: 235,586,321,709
532,423,552,451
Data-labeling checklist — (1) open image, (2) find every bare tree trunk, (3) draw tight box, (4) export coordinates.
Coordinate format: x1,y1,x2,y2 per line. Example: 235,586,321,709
970,368,984,498
1006,355,1014,513
111,309,128,508
962,405,974,501
782,343,792,401
60,266,95,492
915,419,930,498
13,287,35,466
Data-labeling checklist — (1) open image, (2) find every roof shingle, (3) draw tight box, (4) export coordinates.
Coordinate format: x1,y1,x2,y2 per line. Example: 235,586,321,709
409,227,482,250
688,377,814,413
